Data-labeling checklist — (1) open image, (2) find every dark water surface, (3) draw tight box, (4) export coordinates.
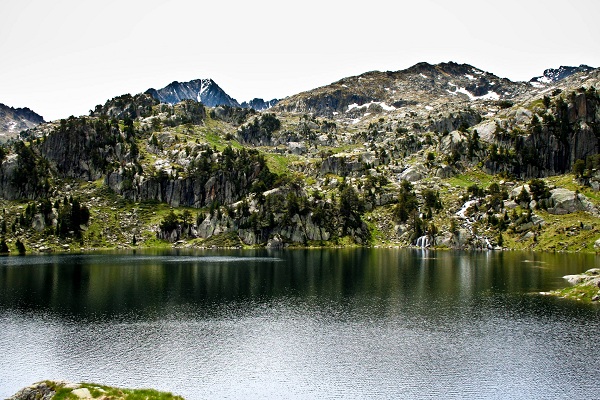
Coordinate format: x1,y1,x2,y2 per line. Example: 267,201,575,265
1,249,599,399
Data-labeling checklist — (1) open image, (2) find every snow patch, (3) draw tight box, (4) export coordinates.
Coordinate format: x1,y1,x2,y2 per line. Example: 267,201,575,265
420,73,428,79
477,91,500,101
347,101,396,112
455,87,473,98
425,106,433,111
454,86,501,101
465,74,476,81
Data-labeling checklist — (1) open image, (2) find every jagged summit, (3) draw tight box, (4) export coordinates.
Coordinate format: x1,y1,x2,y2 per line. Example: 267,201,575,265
145,78,279,111
530,64,595,86
0,103,44,142
145,78,239,108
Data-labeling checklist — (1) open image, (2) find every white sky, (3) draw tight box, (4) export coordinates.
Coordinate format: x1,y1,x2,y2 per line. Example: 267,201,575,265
1,0,599,121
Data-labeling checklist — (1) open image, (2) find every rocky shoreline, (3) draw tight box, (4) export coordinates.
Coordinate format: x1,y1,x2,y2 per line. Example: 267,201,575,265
543,268,600,302
8,381,183,400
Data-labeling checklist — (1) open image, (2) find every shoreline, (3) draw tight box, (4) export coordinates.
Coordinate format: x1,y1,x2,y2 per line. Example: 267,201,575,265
542,268,600,303
8,381,184,400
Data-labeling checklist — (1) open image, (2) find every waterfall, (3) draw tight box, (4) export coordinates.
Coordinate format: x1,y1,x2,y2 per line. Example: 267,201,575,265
415,235,430,248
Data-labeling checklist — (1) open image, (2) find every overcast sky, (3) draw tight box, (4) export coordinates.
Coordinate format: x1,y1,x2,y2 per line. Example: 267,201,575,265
2,0,599,121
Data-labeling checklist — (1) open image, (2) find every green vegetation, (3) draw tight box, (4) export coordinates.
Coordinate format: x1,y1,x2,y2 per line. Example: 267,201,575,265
545,269,600,303
47,381,183,400
1,86,600,254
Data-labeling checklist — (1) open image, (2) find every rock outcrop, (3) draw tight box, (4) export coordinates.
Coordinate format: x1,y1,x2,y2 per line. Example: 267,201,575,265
240,98,279,111
547,188,597,215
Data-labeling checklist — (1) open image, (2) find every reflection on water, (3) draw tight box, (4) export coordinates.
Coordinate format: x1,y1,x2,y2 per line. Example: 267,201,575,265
0,249,599,399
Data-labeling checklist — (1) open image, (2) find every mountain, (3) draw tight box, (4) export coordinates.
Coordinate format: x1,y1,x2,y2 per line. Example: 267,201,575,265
529,65,595,86
145,79,240,108
240,98,279,111
3,61,600,254
272,62,530,118
0,103,44,142
145,78,278,111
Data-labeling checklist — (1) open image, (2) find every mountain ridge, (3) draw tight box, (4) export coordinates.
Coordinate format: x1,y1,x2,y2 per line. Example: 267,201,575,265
530,64,595,86
2,60,600,254
0,103,44,142
145,78,279,111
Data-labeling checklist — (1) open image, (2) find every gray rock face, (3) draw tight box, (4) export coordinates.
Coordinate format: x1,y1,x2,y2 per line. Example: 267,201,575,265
107,169,255,209
428,110,482,134
8,381,56,400
516,90,599,177
563,268,600,287
399,165,427,182
438,131,467,155
0,155,22,200
32,213,46,232
266,234,285,249
547,188,596,214
510,184,531,199
39,120,126,181
319,153,365,176
240,98,279,111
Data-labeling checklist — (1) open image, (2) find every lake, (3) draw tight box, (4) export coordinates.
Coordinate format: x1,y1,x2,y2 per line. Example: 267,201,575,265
1,249,599,399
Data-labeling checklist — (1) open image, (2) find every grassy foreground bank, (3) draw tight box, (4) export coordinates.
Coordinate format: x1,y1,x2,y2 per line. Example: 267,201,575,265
9,381,184,400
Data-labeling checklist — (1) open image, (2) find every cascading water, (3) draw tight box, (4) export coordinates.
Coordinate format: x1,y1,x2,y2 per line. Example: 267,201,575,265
415,235,430,248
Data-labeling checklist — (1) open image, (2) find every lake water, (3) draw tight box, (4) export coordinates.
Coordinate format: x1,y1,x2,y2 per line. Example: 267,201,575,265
1,249,599,399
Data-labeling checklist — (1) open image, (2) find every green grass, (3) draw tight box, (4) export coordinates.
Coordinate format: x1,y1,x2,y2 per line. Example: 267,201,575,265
140,237,173,249
446,169,494,189
49,381,184,400
526,98,545,111
201,231,242,247
548,284,600,303
265,153,301,175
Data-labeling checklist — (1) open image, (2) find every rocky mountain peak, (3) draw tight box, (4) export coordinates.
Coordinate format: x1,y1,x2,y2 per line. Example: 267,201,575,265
530,64,595,86
145,78,240,108
145,78,279,111
0,103,44,142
